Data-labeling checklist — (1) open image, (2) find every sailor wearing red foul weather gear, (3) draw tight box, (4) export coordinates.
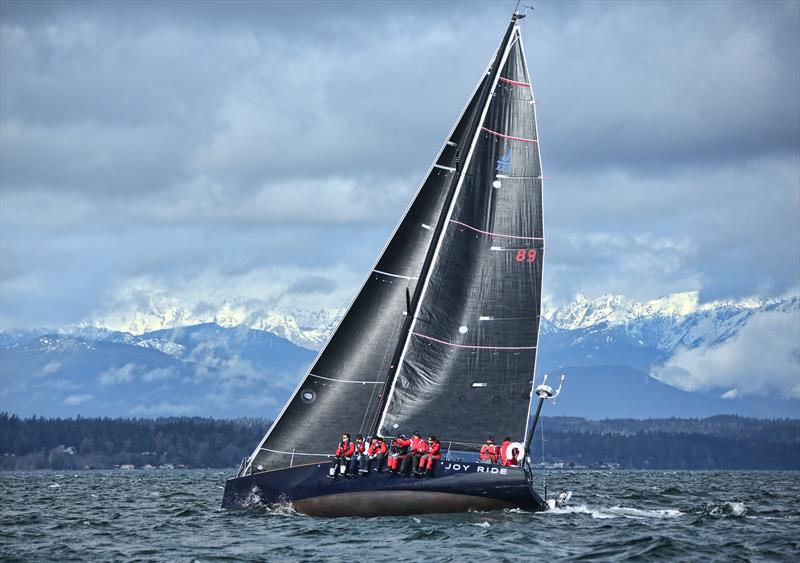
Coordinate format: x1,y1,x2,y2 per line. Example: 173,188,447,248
388,435,410,477
479,437,499,464
416,436,441,477
348,434,367,477
328,433,355,480
365,436,388,475
500,436,519,467
400,432,427,476
500,437,512,466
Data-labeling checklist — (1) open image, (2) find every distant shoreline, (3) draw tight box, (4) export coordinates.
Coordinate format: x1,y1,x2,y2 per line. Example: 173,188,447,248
1,413,798,471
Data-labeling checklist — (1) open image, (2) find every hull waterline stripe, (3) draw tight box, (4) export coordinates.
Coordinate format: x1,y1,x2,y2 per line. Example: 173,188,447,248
412,332,537,351
373,269,419,280
449,219,544,241
481,127,537,143
310,373,384,384
499,76,530,87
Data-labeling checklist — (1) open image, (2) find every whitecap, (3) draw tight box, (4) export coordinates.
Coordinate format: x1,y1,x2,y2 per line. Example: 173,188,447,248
544,504,616,519
545,504,682,520
48,483,62,488
471,521,491,528
607,506,683,519
727,502,747,517
264,501,298,517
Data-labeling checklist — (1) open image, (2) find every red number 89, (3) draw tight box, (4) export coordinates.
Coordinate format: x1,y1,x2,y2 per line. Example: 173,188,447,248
515,249,537,263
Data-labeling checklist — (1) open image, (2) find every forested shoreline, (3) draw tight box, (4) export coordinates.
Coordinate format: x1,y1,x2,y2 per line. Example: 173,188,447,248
1,413,797,470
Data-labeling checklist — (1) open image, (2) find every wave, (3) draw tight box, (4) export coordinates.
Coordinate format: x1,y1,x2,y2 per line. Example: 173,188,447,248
546,504,683,520
697,502,748,518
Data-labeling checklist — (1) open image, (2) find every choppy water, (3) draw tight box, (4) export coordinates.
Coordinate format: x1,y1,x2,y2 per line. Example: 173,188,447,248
1,470,798,561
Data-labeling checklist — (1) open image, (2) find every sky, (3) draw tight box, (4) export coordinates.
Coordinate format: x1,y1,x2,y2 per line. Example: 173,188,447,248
1,0,798,334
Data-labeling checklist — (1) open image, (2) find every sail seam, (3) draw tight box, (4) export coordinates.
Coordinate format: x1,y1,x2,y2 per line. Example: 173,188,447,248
412,332,537,351
309,373,384,384
373,269,419,280
481,126,537,143
449,219,543,241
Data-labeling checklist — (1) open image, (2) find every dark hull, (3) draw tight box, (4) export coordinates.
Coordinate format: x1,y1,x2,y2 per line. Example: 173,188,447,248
221,461,547,517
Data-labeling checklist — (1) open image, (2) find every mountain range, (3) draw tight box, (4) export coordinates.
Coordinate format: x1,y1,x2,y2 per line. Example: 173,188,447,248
1,292,797,419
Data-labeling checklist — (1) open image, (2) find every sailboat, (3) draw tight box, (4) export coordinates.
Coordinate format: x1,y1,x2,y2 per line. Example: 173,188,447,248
222,9,562,517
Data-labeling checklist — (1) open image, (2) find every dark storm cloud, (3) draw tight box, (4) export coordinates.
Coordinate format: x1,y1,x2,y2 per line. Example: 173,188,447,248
0,0,798,330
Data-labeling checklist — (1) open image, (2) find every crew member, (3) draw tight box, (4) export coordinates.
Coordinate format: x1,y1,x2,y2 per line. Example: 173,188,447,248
479,436,499,464
328,433,355,480
417,435,441,477
500,436,519,466
400,431,427,476
500,437,512,466
388,434,411,477
365,436,388,475
348,434,367,477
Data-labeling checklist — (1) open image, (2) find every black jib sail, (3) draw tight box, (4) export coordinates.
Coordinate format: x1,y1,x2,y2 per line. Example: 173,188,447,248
246,18,542,474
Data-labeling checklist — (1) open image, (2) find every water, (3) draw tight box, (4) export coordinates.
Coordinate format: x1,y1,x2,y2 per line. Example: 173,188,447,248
1,470,798,561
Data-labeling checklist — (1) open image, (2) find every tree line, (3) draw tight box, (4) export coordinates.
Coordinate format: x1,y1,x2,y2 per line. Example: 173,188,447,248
0,413,797,470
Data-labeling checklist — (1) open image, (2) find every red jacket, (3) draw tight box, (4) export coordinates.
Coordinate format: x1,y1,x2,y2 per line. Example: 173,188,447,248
500,440,519,466
392,437,411,455
335,440,355,457
354,440,366,454
368,440,387,456
410,436,427,454
500,440,512,465
425,441,441,457
479,443,499,462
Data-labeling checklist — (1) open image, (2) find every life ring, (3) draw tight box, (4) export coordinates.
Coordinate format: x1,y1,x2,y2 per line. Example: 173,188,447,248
502,441,525,463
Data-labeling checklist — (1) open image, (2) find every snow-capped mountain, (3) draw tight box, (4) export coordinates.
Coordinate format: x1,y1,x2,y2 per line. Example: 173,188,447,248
13,291,798,355
1,291,797,419
542,291,799,353
83,300,344,351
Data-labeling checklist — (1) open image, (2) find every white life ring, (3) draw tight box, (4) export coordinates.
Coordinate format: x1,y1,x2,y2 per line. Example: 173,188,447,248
502,441,525,463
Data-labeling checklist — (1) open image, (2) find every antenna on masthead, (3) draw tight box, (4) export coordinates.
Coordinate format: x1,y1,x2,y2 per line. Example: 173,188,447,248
512,1,535,21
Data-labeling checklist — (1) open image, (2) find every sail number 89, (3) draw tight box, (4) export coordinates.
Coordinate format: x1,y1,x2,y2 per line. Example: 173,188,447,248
515,249,537,263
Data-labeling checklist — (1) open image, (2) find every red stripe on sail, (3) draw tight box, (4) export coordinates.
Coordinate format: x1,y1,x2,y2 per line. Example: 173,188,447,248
499,76,530,87
481,127,538,143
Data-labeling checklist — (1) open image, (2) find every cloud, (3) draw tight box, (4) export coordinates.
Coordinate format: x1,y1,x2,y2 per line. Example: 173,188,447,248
283,276,336,297
0,0,798,333
652,310,800,399
98,363,136,386
39,361,60,376
141,367,176,382
63,393,93,405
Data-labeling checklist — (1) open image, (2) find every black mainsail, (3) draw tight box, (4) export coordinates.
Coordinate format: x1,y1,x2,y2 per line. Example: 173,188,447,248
245,16,543,474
